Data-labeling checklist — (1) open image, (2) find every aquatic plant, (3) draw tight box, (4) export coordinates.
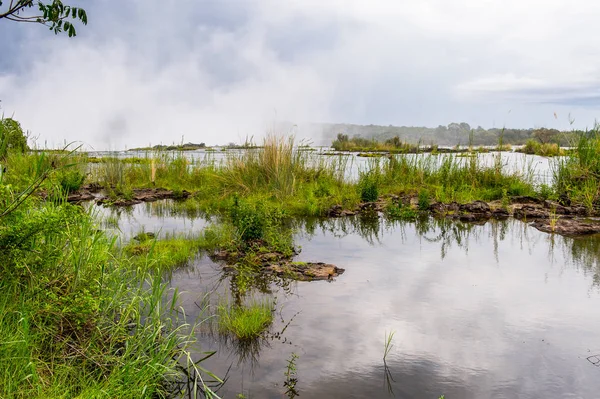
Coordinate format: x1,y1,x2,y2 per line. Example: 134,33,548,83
283,352,299,398
216,297,274,340
383,330,396,362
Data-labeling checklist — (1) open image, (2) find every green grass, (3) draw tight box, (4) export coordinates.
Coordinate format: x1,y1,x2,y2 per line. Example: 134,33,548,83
124,233,204,271
0,147,220,397
553,129,600,212
517,139,565,157
216,297,274,340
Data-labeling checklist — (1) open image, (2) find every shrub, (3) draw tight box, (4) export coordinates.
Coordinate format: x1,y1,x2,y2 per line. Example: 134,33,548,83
58,168,85,194
418,189,430,210
358,170,379,202
230,196,267,242
217,297,274,340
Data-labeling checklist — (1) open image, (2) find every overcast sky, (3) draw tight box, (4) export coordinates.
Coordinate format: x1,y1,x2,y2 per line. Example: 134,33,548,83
2,0,600,149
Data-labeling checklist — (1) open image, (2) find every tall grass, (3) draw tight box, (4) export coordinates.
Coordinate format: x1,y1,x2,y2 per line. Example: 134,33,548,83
0,155,218,397
553,129,600,211
380,153,535,202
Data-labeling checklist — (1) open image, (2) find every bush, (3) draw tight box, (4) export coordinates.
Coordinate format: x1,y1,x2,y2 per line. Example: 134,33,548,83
0,118,29,157
58,168,85,194
230,197,267,242
358,170,379,202
418,189,430,210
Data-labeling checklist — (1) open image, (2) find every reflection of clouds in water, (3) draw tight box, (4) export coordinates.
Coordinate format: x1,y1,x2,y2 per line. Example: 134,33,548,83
273,218,600,398
97,201,600,397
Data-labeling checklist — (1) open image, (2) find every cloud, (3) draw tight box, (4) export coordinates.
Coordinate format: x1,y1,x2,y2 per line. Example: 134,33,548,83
1,0,600,148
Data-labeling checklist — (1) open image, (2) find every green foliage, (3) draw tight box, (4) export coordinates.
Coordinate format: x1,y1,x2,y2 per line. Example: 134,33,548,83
124,233,204,271
0,118,29,157
0,201,218,398
519,139,564,157
57,167,85,193
0,1,88,37
230,196,268,242
553,129,600,210
358,169,379,202
217,297,274,340
324,122,580,147
418,189,430,210
284,352,299,399
386,202,417,220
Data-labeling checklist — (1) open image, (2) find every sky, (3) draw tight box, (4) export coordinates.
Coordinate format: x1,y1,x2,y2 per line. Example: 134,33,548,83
2,0,600,149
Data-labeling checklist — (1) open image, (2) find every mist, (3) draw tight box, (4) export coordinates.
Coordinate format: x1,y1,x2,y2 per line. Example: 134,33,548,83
2,0,600,149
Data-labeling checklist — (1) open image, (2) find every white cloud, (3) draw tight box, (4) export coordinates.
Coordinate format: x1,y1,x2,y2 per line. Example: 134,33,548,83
2,0,600,148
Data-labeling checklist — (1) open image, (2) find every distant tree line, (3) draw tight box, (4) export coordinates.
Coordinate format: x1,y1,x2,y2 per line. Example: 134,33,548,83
321,122,583,147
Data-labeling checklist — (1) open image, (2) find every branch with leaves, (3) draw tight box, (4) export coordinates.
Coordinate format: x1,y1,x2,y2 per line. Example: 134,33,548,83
0,0,87,37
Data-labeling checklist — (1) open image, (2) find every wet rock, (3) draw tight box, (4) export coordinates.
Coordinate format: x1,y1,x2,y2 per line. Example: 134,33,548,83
459,212,490,223
431,202,460,216
531,218,600,236
82,183,103,193
543,200,568,214
565,205,589,217
265,262,345,281
460,200,491,213
327,205,357,217
491,208,510,219
510,196,545,205
513,205,548,220
66,190,96,203
96,188,190,206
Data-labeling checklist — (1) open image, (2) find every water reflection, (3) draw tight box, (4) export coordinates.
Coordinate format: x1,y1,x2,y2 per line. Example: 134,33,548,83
100,201,600,398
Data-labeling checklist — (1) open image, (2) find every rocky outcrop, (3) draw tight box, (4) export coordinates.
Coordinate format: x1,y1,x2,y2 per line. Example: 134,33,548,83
96,188,190,206
531,218,600,236
265,262,345,281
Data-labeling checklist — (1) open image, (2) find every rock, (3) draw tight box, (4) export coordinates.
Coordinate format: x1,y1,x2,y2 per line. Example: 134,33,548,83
265,262,345,281
510,196,545,205
327,205,344,217
96,188,190,206
431,202,459,216
513,205,548,220
460,200,491,213
531,218,600,236
543,200,568,214
66,190,96,203
491,208,510,219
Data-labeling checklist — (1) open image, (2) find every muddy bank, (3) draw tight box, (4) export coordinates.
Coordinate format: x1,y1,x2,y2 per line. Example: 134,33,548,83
328,194,600,237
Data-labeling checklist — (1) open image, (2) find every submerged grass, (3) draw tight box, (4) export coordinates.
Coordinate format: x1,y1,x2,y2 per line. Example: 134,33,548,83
216,297,274,340
124,233,204,271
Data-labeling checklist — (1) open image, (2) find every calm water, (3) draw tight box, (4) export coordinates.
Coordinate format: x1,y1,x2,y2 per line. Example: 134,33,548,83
102,203,600,398
88,149,556,185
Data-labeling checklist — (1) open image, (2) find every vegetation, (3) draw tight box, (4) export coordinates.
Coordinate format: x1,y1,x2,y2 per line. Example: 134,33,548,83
216,297,274,340
0,0,88,37
517,139,566,157
129,142,206,151
324,122,580,148
0,118,29,154
0,134,221,397
283,352,299,398
553,130,600,212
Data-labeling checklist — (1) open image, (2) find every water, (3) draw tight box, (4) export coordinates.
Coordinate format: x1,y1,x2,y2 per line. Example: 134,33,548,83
87,149,557,185
104,204,600,398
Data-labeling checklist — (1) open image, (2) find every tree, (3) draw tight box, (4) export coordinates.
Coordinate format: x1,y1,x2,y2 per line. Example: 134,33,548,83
0,0,87,37
0,118,29,159
533,128,560,144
